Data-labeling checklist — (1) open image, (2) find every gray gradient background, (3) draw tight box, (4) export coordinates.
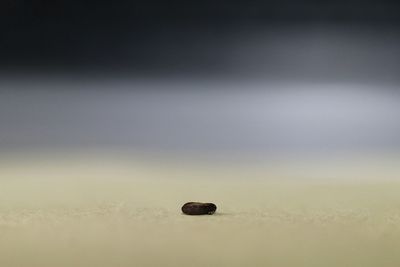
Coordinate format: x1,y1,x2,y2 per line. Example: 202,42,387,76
1,1,400,159
1,78,399,159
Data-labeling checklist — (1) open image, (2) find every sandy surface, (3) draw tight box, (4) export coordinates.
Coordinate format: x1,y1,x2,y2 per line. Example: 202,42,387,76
1,154,400,266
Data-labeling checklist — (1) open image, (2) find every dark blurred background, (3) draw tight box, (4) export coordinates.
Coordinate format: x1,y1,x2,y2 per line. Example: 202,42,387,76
1,0,400,80
1,1,400,158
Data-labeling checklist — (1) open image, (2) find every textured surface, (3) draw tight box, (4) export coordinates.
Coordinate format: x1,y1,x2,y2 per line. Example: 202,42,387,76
1,154,400,267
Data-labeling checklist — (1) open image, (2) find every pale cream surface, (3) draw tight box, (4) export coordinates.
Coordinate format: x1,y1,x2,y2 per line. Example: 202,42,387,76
1,154,400,267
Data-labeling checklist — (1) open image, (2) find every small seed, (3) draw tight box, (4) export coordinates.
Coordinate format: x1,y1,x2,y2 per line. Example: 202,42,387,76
181,202,217,215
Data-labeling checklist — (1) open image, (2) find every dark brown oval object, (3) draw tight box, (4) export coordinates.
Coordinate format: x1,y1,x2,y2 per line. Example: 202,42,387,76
181,202,217,215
